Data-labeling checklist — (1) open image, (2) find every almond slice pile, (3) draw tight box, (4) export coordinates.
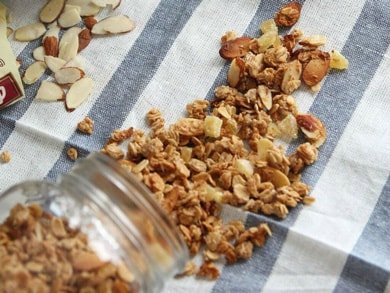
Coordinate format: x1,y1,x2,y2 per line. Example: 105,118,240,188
9,0,135,111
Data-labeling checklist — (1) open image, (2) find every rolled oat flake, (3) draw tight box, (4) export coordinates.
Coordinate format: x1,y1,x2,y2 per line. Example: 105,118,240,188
0,3,24,110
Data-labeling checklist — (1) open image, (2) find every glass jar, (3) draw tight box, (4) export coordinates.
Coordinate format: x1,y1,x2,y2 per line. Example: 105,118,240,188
0,153,189,293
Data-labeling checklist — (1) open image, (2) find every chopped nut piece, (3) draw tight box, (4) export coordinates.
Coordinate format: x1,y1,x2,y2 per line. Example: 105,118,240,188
219,36,253,60
296,114,327,147
274,1,301,27
0,151,11,163
77,116,94,135
67,147,78,160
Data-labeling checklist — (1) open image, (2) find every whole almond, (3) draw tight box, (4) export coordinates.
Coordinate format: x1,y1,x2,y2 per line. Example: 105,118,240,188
83,16,97,30
43,36,59,57
78,29,92,52
302,53,330,86
274,2,301,27
219,37,253,60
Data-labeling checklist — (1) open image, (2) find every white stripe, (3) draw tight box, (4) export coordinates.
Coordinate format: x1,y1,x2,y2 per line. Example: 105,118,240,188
121,0,261,131
263,44,390,292
0,0,161,192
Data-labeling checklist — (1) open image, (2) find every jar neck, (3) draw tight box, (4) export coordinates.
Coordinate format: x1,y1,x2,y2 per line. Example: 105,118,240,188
59,153,188,293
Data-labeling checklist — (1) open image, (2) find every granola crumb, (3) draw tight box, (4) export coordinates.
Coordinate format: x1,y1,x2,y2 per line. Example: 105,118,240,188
0,151,11,163
67,147,78,161
197,262,220,280
77,116,94,135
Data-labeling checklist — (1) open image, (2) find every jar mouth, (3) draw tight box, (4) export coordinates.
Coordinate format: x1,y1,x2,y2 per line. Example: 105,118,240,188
64,153,189,292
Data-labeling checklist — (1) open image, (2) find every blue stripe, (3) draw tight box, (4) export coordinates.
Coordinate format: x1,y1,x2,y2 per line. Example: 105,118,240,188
213,0,390,291
45,0,202,179
334,176,390,293
0,39,48,147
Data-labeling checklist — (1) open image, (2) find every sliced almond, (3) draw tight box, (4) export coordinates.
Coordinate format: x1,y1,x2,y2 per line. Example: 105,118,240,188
60,26,82,44
67,0,101,16
23,61,47,85
92,15,135,35
256,138,273,161
36,80,65,101
227,57,245,88
33,46,46,61
44,56,67,73
78,29,92,52
92,0,121,9
258,85,272,110
6,27,13,38
65,56,86,71
59,28,81,62
15,23,46,41
40,0,66,23
43,22,60,42
55,67,85,85
265,168,290,188
65,77,94,111
43,36,59,57
58,5,82,28
219,36,253,60
299,35,327,48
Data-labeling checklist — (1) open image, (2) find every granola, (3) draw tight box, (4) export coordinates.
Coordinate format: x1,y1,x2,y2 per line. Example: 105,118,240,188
0,204,138,292
97,2,348,281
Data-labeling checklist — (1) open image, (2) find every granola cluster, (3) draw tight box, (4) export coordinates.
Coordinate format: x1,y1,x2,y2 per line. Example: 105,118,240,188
0,204,137,292
99,2,348,279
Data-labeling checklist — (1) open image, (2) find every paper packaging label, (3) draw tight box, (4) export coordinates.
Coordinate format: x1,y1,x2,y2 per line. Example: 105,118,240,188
0,72,23,109
0,3,25,110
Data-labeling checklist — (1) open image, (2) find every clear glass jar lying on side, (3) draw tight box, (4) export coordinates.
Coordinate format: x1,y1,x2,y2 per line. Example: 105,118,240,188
0,153,189,293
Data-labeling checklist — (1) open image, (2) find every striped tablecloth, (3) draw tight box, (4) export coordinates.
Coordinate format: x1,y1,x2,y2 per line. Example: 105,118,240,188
1,0,389,292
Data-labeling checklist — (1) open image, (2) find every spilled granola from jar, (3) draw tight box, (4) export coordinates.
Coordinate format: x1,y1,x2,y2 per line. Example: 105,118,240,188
97,2,348,279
